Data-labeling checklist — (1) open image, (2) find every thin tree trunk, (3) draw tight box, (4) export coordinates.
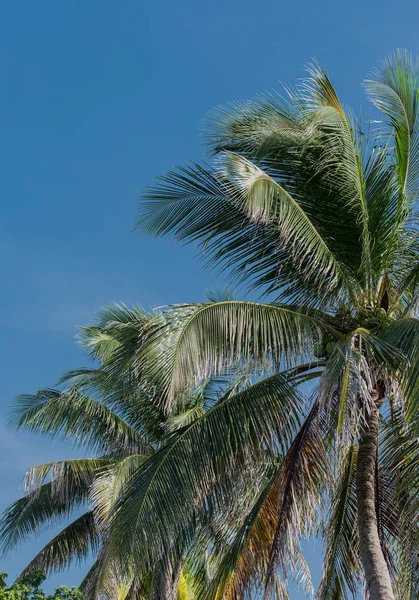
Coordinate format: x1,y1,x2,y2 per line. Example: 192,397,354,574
356,387,394,600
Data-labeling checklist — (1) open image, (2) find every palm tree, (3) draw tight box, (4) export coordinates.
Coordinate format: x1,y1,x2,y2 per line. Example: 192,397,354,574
0,305,214,600
113,51,419,599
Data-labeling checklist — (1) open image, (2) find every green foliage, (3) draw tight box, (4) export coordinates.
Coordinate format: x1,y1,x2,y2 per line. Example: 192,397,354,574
0,571,83,600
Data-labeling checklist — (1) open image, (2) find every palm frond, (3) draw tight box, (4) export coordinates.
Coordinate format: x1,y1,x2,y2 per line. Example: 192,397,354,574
57,366,165,445
18,512,98,578
264,403,328,597
137,161,359,306
365,50,419,208
138,301,325,409
78,303,152,364
90,454,149,527
197,469,279,600
381,317,419,423
203,91,307,157
24,457,113,499
0,479,89,550
379,408,419,598
10,388,152,454
302,64,374,291
219,151,356,300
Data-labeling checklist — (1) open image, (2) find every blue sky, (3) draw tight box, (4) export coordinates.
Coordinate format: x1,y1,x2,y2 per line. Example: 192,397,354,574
0,0,418,594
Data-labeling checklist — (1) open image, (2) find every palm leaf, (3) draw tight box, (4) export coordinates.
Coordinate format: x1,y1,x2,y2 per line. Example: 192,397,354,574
18,512,98,578
138,301,326,409
219,151,357,301
0,479,89,550
264,403,328,597
10,388,152,454
364,50,419,207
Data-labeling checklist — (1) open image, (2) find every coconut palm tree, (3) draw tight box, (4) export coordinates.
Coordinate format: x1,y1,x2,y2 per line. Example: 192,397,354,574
114,51,419,599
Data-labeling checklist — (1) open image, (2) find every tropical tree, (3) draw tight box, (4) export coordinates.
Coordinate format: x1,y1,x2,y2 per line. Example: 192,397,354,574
0,570,83,600
114,50,419,599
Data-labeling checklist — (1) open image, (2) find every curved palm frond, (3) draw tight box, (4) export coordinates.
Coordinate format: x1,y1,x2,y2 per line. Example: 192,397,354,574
18,512,98,578
0,478,89,550
264,403,328,597
365,50,419,209
78,303,152,365
137,161,350,306
219,151,358,301
57,367,165,445
90,454,149,527
24,457,113,499
10,388,153,455
138,301,327,409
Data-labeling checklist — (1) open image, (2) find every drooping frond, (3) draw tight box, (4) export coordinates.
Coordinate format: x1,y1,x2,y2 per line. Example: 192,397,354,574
379,409,419,598
196,458,314,600
57,367,165,446
219,151,357,301
79,546,113,600
107,372,303,570
381,317,419,423
138,301,325,409
0,479,89,550
137,159,360,307
197,469,280,600
18,512,98,578
10,388,152,454
318,328,404,445
90,454,149,527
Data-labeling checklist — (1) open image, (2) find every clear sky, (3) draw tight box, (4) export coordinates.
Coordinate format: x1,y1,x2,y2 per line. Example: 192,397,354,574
0,0,418,595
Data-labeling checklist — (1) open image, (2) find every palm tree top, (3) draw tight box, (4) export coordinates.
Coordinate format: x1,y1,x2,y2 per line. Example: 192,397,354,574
3,52,419,600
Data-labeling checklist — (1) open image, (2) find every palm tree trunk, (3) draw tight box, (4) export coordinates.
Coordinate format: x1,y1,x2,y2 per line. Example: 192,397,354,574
356,392,394,600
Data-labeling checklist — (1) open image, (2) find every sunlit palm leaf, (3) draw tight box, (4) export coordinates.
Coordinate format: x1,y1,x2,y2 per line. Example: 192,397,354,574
365,50,419,207
138,301,325,409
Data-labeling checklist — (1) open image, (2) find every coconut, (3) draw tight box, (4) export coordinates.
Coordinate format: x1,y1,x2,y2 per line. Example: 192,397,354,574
322,333,333,345
326,341,336,354
314,343,325,358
